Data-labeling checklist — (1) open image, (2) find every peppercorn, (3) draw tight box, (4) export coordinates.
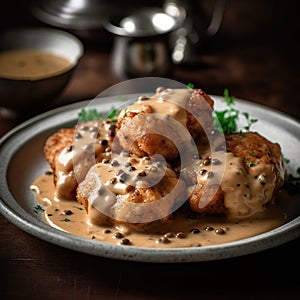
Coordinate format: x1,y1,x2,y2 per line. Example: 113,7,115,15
211,158,221,165
111,160,119,167
118,172,128,183
203,158,211,166
138,171,147,177
62,210,73,215
99,139,108,146
164,232,175,238
66,145,73,152
74,133,82,139
199,169,207,175
175,232,186,238
205,226,214,231
123,161,131,167
109,177,117,184
120,238,131,245
156,236,170,244
113,232,124,239
207,171,214,178
215,228,225,234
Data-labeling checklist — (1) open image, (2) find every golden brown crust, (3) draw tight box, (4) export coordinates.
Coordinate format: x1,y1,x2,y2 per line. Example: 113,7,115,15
188,131,285,215
76,162,186,226
43,128,75,171
225,132,284,182
43,120,118,201
189,184,225,214
116,89,215,161
186,89,215,140
76,183,89,210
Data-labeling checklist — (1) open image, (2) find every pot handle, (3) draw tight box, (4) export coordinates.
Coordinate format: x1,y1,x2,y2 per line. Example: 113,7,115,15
206,0,226,36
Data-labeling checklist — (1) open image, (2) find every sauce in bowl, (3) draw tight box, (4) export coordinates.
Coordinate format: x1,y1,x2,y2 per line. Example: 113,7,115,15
0,49,72,80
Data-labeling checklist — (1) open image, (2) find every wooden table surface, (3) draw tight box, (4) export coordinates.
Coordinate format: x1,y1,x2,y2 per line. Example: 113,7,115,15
1,1,300,299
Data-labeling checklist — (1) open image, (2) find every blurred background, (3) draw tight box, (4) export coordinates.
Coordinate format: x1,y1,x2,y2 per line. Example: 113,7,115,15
0,0,299,135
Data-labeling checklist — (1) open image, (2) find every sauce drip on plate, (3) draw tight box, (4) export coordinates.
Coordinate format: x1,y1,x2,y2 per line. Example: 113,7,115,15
31,173,286,248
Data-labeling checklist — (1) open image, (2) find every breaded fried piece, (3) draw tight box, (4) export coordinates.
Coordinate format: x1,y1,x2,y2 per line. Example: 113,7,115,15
189,185,225,214
186,89,215,139
188,132,285,217
77,154,186,227
117,103,179,159
43,128,75,171
116,88,214,161
225,131,285,189
112,176,185,225
43,120,117,200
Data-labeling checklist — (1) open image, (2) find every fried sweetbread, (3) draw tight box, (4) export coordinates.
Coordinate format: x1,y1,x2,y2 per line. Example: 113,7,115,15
188,132,286,218
43,120,118,200
76,153,186,227
44,127,75,172
116,88,214,161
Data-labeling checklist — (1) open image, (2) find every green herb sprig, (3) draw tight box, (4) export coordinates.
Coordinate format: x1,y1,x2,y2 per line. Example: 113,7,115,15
287,167,300,185
78,106,121,123
214,89,258,134
284,165,300,194
106,106,118,122
34,204,45,214
187,82,195,89
78,108,103,123
242,112,258,131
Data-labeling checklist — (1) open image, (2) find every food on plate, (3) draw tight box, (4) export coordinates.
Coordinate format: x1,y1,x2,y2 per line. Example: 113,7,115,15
116,88,214,160
31,87,288,248
77,154,186,227
189,132,285,217
43,120,119,200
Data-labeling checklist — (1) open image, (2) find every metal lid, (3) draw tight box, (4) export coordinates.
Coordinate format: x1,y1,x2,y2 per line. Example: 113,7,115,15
31,0,120,30
103,7,183,38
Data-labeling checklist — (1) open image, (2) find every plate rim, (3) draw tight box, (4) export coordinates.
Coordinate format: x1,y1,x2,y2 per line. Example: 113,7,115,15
0,95,299,263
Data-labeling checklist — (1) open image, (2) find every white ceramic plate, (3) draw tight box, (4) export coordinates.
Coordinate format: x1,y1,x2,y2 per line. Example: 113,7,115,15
0,95,299,263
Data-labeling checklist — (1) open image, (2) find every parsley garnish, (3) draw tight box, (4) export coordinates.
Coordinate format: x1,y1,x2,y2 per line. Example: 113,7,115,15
78,108,103,123
73,205,83,211
214,89,239,133
242,112,258,131
34,204,45,214
61,218,71,222
248,161,255,167
214,89,258,134
285,167,300,186
282,159,300,193
284,167,300,194
187,82,195,89
106,106,118,122
78,106,120,123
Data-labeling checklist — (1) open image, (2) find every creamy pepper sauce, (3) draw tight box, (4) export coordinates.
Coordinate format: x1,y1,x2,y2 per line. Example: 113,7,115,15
31,173,286,248
0,49,72,80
